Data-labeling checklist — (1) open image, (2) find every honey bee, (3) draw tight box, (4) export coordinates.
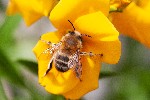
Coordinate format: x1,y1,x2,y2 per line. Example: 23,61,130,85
39,20,103,81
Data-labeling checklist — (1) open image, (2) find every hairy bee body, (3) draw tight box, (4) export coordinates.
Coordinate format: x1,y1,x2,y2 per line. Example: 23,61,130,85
40,21,102,80
54,52,70,72
42,30,83,79
54,31,82,72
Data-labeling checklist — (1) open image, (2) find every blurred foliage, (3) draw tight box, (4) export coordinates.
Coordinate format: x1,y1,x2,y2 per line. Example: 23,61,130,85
0,48,25,87
0,1,150,100
17,59,38,75
99,71,117,79
0,15,21,54
0,79,7,100
106,37,150,100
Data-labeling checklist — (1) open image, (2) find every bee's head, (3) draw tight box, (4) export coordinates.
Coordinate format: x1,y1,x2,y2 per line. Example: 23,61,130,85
68,30,75,35
61,20,82,48
62,30,82,49
67,30,82,41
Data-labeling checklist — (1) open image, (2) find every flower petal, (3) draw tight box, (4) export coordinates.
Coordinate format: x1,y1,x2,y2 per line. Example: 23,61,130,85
39,60,79,94
63,57,101,99
83,38,121,64
110,1,150,48
7,0,59,26
74,11,119,41
6,0,18,15
50,0,109,30
135,0,150,10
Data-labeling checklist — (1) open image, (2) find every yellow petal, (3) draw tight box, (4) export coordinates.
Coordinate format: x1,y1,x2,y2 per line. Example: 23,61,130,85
110,2,150,48
74,11,119,41
50,0,110,30
135,0,150,10
6,0,18,15
6,0,59,26
63,57,101,99
82,38,121,64
38,60,79,94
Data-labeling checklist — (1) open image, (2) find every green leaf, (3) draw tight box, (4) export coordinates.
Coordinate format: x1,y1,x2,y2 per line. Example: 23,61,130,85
0,48,25,87
17,59,38,75
99,71,117,79
49,94,65,100
0,79,7,100
0,15,21,50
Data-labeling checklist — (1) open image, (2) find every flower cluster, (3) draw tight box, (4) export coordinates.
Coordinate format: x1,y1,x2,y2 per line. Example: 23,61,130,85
6,0,150,99
110,0,150,48
7,0,59,26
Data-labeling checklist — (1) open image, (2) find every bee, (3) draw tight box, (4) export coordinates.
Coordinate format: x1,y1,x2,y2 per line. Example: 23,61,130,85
39,20,103,81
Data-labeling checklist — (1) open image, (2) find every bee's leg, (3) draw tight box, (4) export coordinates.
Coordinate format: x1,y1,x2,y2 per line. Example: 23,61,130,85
38,42,62,59
68,51,82,81
52,41,62,50
75,59,82,81
42,48,52,54
80,52,103,57
81,34,92,38
40,39,62,48
40,38,52,45
40,38,62,49
38,47,54,59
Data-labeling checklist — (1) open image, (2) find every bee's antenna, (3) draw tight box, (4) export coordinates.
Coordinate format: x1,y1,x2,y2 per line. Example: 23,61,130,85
68,20,75,31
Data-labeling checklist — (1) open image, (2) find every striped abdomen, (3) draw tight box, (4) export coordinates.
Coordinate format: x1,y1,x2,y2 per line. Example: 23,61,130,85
55,54,70,72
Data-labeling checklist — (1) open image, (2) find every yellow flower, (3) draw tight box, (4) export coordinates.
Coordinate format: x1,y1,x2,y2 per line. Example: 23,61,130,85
110,0,150,48
33,0,121,99
6,0,59,26
110,0,131,12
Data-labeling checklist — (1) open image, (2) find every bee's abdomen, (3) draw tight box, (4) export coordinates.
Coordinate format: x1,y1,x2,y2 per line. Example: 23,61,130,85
55,55,69,72
57,55,69,62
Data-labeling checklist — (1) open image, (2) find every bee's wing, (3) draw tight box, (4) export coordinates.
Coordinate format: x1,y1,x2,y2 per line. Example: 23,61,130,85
68,52,82,79
68,53,79,68
44,54,56,76
40,42,62,76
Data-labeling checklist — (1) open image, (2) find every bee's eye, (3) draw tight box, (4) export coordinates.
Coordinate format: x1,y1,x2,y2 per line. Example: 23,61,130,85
68,31,75,35
77,36,82,41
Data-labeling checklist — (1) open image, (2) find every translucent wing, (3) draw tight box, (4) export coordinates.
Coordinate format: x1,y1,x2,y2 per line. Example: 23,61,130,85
38,40,62,76
68,50,82,80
